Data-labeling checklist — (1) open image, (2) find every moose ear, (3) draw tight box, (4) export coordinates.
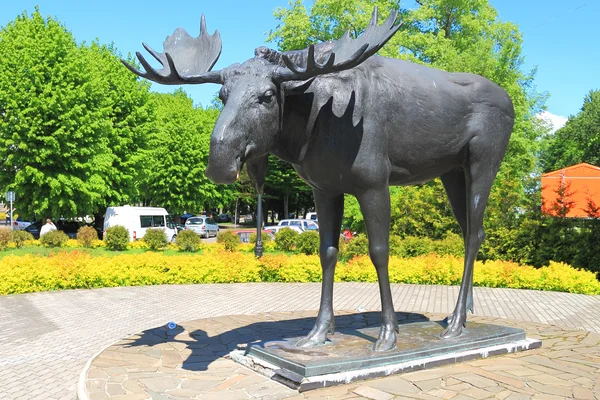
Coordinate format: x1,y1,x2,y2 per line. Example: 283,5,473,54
246,155,269,194
281,78,315,96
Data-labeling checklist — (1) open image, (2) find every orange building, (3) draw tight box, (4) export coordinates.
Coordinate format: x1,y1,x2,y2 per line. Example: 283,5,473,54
541,163,600,218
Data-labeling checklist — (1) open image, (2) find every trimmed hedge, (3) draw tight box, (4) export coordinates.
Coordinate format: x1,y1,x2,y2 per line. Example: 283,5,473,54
40,230,69,247
0,251,598,295
105,225,129,251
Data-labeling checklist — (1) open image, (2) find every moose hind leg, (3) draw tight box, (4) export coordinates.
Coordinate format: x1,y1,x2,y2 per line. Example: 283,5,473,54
440,141,504,339
440,169,474,327
357,187,398,352
296,191,344,348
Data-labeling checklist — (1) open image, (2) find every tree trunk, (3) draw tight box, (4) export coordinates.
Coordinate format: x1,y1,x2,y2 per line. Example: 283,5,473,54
283,192,289,220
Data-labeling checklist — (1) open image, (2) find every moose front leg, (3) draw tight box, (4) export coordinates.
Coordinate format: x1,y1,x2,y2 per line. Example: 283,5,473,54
357,187,398,352
296,191,344,348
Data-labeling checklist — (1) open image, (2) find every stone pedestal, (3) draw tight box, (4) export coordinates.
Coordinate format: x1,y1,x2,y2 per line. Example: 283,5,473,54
234,320,541,391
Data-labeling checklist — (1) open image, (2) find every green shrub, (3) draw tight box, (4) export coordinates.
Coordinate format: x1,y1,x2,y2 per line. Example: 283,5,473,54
0,229,11,249
40,230,69,247
217,230,240,251
77,226,98,248
11,230,33,248
297,231,320,255
340,234,369,261
432,232,464,257
397,236,433,257
249,232,273,243
143,228,168,251
176,230,202,252
389,235,404,257
105,225,129,251
274,228,299,252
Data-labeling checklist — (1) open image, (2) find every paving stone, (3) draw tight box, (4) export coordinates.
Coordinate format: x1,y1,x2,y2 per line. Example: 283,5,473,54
368,376,421,395
352,386,395,400
572,386,595,400
454,373,498,388
530,395,566,400
463,387,497,399
526,381,572,398
415,378,444,392
106,383,126,396
426,388,458,399
138,376,181,392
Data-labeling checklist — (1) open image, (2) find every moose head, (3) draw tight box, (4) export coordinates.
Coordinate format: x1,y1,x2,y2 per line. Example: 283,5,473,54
122,8,400,189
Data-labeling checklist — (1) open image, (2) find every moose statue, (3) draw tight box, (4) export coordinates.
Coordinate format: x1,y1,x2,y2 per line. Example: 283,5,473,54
123,8,514,352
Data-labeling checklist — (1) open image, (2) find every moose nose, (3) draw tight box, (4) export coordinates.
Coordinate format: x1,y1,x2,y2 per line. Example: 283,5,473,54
205,163,237,184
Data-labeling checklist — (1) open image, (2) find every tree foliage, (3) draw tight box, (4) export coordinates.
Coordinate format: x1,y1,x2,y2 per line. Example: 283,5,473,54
141,91,230,214
0,9,153,218
540,90,600,172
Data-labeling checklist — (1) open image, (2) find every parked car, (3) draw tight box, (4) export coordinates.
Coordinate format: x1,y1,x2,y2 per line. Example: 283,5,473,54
277,219,319,231
12,216,32,230
24,221,43,239
233,229,275,243
216,213,231,222
24,220,84,240
56,220,82,239
185,216,219,238
264,225,304,235
306,212,318,221
104,206,178,242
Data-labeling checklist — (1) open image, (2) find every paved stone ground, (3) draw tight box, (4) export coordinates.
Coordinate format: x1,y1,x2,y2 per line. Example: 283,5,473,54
83,311,600,400
0,283,599,399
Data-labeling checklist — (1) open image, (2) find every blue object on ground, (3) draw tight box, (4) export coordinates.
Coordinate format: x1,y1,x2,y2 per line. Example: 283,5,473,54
167,322,177,330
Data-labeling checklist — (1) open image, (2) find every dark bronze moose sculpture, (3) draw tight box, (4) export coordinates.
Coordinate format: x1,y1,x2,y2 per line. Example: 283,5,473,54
123,8,514,352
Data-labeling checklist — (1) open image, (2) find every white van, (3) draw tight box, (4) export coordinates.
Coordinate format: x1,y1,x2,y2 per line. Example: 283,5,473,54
103,206,178,242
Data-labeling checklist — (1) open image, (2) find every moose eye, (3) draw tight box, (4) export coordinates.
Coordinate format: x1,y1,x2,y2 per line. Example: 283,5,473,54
259,90,275,104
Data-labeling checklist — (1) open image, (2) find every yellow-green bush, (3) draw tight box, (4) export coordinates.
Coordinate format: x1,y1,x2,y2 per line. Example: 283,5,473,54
11,230,33,248
0,250,262,295
0,250,598,296
40,230,69,247
0,229,11,249
217,230,240,251
77,226,98,248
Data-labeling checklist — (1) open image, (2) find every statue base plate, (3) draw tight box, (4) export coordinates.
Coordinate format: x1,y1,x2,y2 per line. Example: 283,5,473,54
232,320,541,391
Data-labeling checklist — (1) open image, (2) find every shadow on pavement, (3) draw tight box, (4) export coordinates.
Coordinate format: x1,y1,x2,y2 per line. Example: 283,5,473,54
124,311,430,371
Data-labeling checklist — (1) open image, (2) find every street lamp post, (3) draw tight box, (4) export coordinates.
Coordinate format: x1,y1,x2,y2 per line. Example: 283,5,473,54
255,193,263,258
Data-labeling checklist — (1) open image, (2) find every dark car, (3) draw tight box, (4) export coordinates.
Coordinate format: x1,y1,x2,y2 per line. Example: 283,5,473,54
24,221,43,239
25,220,82,239
216,213,231,222
56,220,81,239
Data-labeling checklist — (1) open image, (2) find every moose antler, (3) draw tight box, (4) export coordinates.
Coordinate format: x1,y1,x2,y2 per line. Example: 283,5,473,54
274,7,401,82
122,14,223,85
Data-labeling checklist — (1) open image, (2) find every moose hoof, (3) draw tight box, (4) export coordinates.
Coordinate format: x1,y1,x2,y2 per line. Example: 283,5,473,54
373,326,397,352
296,333,328,348
440,319,465,339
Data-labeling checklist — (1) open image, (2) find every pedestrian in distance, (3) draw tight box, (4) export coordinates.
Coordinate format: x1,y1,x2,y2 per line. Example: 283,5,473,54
40,218,57,236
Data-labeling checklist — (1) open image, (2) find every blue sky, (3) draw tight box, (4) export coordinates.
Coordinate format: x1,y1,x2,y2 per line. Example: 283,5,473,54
2,0,598,129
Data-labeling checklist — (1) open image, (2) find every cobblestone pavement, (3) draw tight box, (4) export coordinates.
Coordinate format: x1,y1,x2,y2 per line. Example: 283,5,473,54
0,283,599,399
84,311,600,400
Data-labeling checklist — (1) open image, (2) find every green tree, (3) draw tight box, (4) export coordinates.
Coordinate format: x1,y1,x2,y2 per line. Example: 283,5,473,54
141,90,229,214
0,10,111,218
83,41,155,214
0,9,154,219
540,90,600,172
